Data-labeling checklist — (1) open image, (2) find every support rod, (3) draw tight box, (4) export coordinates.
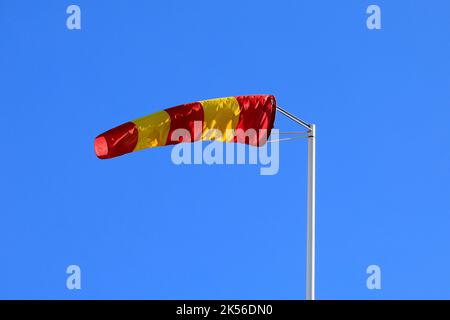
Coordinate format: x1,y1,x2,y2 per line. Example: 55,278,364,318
276,106,311,130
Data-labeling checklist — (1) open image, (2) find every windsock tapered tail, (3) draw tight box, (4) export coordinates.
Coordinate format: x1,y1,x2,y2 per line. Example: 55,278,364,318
94,95,277,159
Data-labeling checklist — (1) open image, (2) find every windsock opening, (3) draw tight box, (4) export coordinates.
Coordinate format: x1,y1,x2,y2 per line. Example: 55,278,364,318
94,136,108,158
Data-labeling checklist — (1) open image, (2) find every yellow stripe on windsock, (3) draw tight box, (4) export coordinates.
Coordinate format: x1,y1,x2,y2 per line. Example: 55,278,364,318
132,110,171,151
200,97,241,142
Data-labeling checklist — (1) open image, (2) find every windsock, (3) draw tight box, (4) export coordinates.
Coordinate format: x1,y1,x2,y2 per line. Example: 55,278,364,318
94,94,277,159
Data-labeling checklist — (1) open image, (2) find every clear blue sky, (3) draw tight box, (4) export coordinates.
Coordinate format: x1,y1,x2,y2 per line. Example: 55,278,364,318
1,0,449,299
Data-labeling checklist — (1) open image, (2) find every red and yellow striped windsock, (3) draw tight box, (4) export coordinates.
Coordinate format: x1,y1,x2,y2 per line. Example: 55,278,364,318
94,94,277,159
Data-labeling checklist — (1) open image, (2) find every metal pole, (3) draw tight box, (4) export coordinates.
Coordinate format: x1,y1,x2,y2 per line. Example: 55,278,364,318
306,124,316,300
275,106,316,300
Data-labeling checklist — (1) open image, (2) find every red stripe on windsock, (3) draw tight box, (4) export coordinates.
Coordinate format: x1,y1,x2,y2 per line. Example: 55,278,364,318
234,95,276,146
94,122,138,159
164,102,204,145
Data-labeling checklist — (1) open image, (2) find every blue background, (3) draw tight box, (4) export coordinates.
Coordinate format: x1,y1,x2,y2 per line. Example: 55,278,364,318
1,0,449,299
